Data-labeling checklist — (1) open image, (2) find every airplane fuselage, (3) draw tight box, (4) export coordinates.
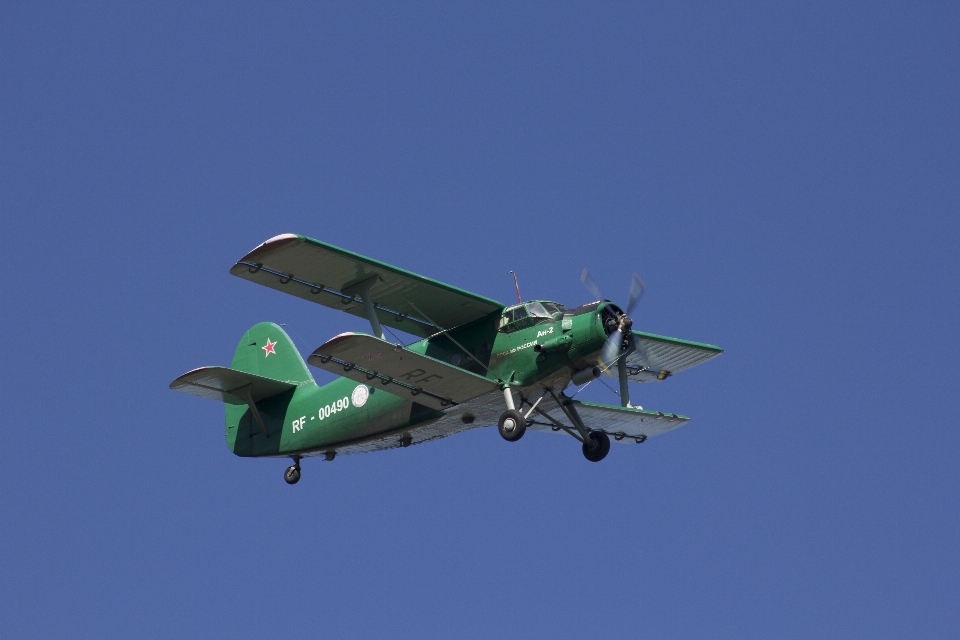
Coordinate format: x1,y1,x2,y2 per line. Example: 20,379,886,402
227,300,617,458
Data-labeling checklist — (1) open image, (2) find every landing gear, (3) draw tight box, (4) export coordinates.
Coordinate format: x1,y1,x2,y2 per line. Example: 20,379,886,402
538,388,611,463
582,430,610,462
498,387,526,442
498,409,527,442
284,459,301,485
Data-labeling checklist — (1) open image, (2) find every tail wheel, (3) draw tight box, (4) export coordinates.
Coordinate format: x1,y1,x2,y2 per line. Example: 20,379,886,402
498,409,527,442
582,430,611,462
284,465,301,485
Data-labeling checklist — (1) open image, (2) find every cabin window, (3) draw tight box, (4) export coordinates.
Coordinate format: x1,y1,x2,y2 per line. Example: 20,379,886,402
498,305,527,330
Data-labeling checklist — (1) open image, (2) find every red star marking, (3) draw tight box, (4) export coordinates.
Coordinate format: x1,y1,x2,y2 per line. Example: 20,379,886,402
262,338,277,357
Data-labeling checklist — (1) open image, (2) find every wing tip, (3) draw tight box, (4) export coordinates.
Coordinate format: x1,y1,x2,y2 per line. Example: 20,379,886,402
169,366,219,390
236,233,301,263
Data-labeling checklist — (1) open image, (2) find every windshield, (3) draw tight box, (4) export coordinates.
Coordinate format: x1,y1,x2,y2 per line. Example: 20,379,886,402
540,302,565,317
498,301,564,332
525,302,551,318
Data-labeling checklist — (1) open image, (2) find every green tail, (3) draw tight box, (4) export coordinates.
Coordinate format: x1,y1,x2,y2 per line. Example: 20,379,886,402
226,322,314,456
230,322,314,385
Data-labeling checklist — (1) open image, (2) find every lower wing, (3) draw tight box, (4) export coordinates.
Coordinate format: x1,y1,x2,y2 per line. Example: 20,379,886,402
528,397,690,442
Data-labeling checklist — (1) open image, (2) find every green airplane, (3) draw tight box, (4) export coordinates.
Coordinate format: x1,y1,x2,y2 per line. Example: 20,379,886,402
171,233,722,484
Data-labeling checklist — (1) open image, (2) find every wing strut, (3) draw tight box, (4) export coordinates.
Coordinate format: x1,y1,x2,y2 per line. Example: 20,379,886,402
618,357,631,407
233,384,270,439
532,405,583,442
545,388,591,442
343,275,384,339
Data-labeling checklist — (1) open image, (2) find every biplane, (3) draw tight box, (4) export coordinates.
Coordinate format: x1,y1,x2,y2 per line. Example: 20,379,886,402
170,234,722,484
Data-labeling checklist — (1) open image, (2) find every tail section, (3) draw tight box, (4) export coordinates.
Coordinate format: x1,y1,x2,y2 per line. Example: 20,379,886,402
170,322,314,457
230,322,314,385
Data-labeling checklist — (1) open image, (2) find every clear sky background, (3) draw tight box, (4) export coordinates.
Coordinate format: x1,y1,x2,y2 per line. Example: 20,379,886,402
2,2,958,638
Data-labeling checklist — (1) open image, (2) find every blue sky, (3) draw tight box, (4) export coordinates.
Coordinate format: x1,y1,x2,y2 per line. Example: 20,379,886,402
2,2,958,638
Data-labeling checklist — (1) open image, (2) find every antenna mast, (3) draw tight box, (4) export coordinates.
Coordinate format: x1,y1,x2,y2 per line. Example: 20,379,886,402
507,271,522,305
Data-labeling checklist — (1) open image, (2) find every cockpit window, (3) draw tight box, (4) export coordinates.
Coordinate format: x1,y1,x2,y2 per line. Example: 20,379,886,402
498,306,525,330
498,301,564,332
525,302,551,318
540,302,565,317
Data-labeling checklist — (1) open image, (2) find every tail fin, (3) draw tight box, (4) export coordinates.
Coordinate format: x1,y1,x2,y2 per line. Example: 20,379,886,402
230,322,314,385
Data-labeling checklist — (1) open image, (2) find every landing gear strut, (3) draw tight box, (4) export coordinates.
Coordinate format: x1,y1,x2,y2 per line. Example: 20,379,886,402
582,430,610,462
533,388,612,463
284,458,301,485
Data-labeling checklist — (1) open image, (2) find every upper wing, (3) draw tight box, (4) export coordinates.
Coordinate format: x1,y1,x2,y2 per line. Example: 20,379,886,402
606,331,723,382
307,332,500,411
528,397,691,441
169,366,296,404
230,234,504,338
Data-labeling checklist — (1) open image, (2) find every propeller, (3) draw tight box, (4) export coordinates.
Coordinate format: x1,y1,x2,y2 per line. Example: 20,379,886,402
580,270,646,407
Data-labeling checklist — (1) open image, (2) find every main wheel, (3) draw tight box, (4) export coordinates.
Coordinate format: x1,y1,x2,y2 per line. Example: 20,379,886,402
498,409,527,442
582,430,611,462
284,465,301,485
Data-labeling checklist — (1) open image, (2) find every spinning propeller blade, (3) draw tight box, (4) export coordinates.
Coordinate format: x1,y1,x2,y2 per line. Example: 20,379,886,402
579,268,647,407
625,273,646,315
600,329,623,369
580,269,603,300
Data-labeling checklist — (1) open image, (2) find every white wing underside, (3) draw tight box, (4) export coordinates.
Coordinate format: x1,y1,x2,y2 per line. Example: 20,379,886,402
611,331,723,382
527,397,690,441
299,388,690,457
297,390,505,457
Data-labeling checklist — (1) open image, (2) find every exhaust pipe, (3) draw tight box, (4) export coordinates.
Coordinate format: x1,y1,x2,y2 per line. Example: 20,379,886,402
534,334,574,353
571,366,601,386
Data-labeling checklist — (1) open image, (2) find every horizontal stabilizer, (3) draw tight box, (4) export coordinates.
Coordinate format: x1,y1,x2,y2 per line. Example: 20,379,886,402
230,234,504,338
307,333,499,412
169,366,296,405
529,396,690,442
